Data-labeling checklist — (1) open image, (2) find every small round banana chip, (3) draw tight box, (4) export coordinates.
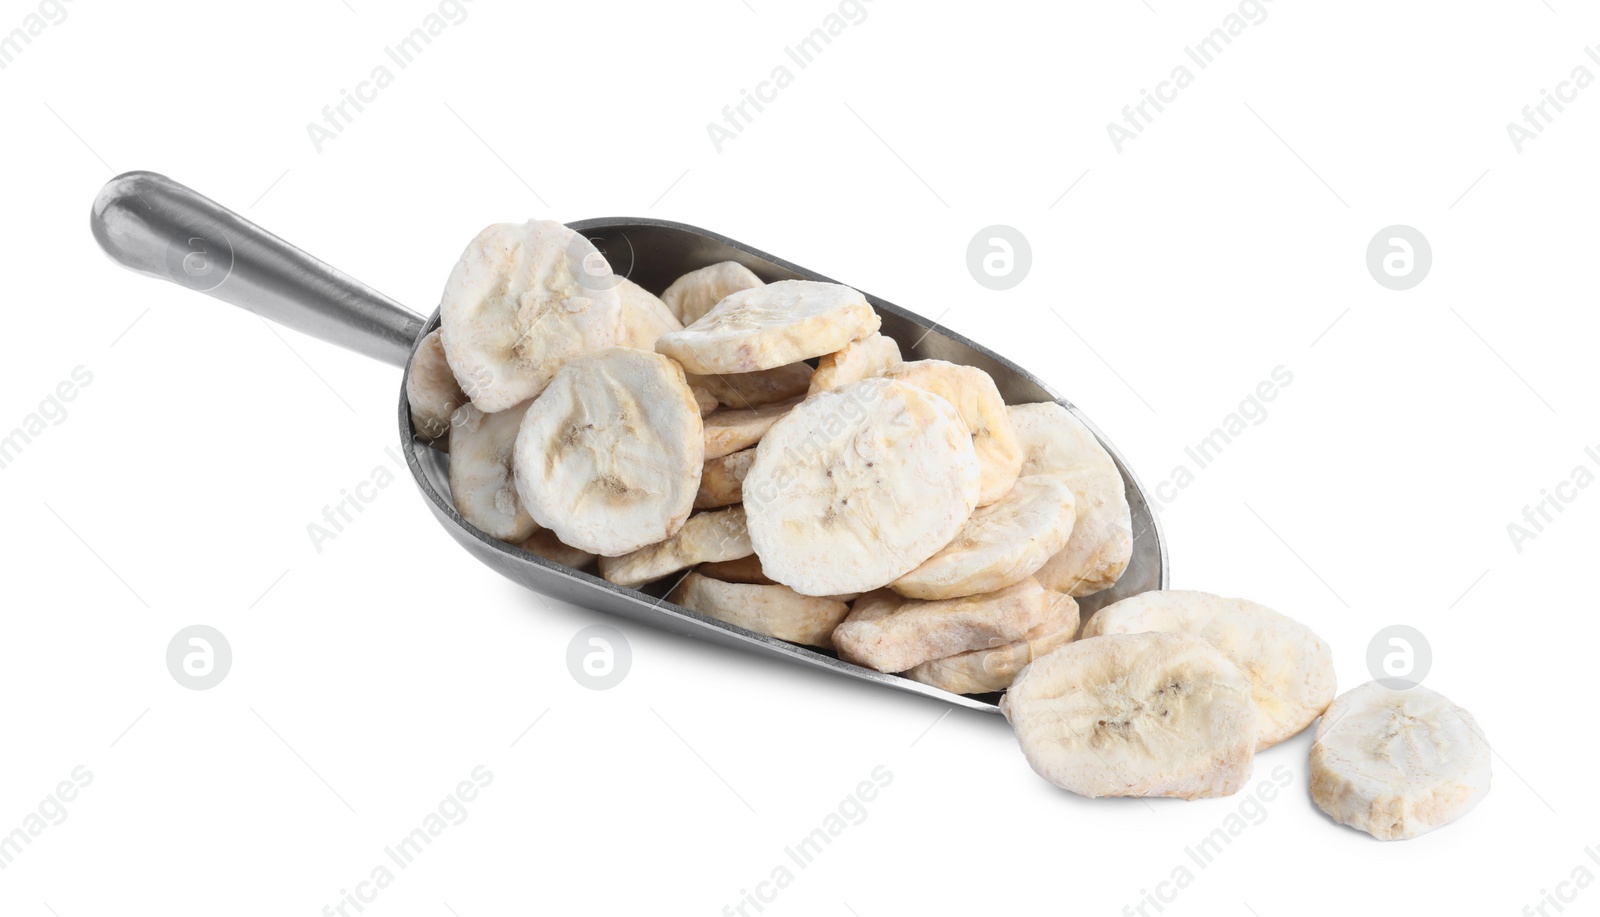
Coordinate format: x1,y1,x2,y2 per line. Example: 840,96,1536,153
697,553,775,585
599,506,753,589
686,363,813,409
1008,402,1132,596
890,474,1076,600
1081,589,1335,750
1002,632,1259,799
615,276,683,351
1310,681,1491,841
440,220,622,413
903,590,1079,694
695,448,756,509
743,378,980,596
885,360,1022,506
448,401,536,542
407,329,468,443
516,528,598,570
703,399,800,460
833,579,1057,673
513,348,703,556
687,381,720,417
809,332,903,395
656,280,881,375
669,571,848,648
660,261,764,326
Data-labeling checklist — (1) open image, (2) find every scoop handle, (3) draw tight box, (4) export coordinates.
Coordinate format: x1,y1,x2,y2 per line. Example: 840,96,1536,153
90,171,425,368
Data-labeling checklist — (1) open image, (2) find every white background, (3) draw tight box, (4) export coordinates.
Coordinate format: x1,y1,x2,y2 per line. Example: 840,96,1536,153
2,1,1596,914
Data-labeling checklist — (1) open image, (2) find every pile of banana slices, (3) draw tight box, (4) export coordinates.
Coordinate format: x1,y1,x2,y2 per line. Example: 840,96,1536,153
407,218,1489,841
1006,589,1489,840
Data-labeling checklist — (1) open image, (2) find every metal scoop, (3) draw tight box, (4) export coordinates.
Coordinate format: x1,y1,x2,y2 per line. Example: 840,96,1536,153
90,171,1167,714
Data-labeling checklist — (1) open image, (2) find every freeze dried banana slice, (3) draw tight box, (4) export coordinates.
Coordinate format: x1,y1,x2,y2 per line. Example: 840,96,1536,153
885,360,1022,506
516,528,598,569
808,332,903,395
1310,682,1491,841
697,553,775,585
669,572,848,648
695,448,755,509
703,398,800,460
513,348,703,556
833,579,1056,673
599,506,753,589
407,329,468,442
449,401,536,542
686,363,813,409
656,280,881,375
688,382,719,417
615,276,683,351
1081,590,1335,750
439,220,622,412
1009,402,1132,596
890,474,1076,600
743,378,980,596
1002,632,1259,799
903,590,1079,694
660,261,764,326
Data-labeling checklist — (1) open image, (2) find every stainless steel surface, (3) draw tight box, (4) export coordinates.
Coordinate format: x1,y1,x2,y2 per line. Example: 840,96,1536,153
91,174,1169,715
90,171,423,366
